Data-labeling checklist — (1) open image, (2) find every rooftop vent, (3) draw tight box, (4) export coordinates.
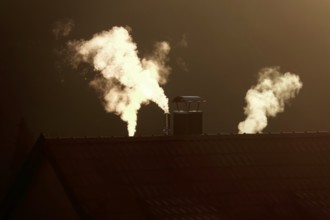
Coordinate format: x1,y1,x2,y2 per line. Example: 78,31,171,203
171,96,206,135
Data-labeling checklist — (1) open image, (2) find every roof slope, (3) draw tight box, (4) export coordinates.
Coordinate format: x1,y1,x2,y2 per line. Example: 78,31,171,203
39,132,330,220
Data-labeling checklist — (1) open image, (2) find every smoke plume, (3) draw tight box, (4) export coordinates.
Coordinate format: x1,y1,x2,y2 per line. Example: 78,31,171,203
52,19,75,39
68,26,171,136
238,67,303,134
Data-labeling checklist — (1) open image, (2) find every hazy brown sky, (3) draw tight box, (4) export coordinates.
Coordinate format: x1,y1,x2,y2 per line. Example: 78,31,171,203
2,0,330,138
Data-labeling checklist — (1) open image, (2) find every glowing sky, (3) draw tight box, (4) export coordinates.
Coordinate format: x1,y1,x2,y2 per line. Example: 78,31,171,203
2,0,330,138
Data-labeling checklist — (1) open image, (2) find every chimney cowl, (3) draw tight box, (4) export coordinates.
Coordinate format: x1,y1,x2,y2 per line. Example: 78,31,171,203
171,96,206,136
173,96,206,112
172,96,206,103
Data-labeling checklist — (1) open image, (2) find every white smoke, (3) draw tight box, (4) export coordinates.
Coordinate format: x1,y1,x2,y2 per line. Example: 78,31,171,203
68,26,171,136
178,34,188,48
176,34,189,72
52,19,75,39
238,67,303,134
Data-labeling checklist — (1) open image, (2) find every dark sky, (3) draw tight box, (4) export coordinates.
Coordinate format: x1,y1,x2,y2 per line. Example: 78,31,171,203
2,0,330,140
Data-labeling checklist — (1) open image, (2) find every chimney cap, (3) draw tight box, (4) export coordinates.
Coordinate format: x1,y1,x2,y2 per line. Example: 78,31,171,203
172,96,206,103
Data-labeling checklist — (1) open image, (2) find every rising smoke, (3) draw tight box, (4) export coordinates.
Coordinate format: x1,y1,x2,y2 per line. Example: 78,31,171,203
238,67,303,134
52,19,75,39
68,26,171,136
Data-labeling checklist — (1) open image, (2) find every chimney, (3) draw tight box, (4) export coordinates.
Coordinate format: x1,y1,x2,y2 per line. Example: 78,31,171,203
163,113,171,136
171,96,206,135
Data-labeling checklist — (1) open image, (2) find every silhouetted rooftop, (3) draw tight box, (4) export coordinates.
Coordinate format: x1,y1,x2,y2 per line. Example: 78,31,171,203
3,132,330,219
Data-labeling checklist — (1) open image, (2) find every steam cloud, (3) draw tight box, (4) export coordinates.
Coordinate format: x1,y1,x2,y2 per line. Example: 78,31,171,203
52,19,75,39
176,34,189,72
68,26,171,136
238,67,303,134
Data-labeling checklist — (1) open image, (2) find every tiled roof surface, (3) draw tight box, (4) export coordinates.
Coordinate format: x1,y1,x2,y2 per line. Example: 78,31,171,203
44,132,330,220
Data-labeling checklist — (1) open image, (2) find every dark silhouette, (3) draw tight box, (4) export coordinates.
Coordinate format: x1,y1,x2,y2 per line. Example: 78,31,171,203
10,119,35,182
2,132,330,219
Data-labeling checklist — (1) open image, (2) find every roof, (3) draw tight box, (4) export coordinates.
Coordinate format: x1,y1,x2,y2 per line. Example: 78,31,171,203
4,132,330,219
